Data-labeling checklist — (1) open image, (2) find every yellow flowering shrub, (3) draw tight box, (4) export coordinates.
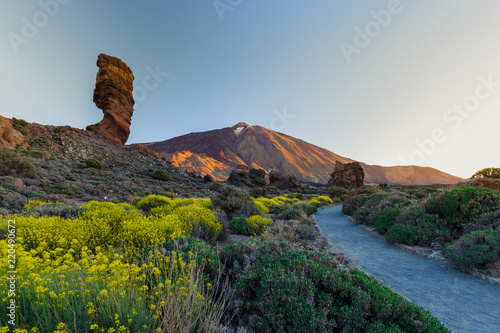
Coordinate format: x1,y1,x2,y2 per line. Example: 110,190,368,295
136,195,174,212
0,244,219,332
23,200,51,212
174,204,222,242
0,202,189,261
309,196,334,206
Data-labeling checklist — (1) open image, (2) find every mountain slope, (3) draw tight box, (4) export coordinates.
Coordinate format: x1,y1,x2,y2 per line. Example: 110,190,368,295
143,123,463,186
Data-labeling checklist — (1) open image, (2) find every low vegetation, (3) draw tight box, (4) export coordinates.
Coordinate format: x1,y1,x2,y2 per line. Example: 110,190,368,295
0,188,450,332
343,183,500,272
0,121,452,331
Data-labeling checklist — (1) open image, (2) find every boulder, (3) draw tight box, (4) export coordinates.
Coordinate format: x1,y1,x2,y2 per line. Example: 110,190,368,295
327,161,365,189
204,174,214,183
0,116,25,149
474,178,500,192
87,54,135,146
268,170,304,191
227,168,266,188
344,187,369,201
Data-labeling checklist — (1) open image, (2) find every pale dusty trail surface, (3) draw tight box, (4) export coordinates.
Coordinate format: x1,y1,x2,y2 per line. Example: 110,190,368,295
315,205,500,333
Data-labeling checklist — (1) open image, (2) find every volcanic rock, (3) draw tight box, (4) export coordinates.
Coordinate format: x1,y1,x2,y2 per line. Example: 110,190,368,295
268,170,304,191
0,116,25,149
327,161,365,189
87,54,135,146
204,174,214,183
474,178,500,192
227,168,266,188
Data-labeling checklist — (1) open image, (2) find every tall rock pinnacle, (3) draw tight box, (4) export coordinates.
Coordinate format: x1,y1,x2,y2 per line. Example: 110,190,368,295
87,54,135,145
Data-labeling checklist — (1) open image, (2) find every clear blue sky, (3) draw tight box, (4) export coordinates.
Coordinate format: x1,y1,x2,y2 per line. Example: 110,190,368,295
2,0,500,178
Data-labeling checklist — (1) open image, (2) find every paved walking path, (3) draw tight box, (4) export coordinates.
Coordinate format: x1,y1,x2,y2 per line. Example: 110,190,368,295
315,206,500,333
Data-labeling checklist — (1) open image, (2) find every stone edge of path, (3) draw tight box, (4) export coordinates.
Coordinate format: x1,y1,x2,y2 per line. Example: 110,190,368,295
314,204,500,286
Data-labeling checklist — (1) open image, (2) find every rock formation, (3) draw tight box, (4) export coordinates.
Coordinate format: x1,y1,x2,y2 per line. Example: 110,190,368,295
327,161,365,189
268,170,304,191
87,54,135,146
474,178,500,192
227,168,267,188
0,116,25,149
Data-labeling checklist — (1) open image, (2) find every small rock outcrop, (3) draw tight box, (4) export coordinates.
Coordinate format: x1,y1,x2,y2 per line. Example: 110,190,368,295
0,116,25,149
268,170,304,191
327,161,365,189
474,178,500,192
87,54,135,146
227,168,266,188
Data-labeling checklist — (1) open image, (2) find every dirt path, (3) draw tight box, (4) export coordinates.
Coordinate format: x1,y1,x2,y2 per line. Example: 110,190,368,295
315,206,500,333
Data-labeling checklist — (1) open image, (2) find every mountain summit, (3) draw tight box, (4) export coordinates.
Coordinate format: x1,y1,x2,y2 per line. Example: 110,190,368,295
142,123,463,186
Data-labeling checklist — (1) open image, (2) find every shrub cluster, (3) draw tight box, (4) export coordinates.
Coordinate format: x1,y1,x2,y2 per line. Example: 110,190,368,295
83,158,103,170
223,241,449,332
343,185,500,272
229,215,273,236
0,149,36,178
209,183,260,218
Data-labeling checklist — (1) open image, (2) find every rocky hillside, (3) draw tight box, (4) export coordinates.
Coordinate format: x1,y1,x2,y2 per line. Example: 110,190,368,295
0,118,207,212
142,122,463,186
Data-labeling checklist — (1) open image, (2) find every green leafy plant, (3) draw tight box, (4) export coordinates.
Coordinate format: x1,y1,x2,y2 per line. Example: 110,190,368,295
471,167,500,179
229,215,273,235
209,183,260,218
442,230,500,272
0,149,36,178
152,170,171,181
374,208,399,234
84,158,103,170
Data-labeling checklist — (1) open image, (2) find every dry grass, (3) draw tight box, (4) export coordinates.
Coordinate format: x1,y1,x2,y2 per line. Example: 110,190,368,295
159,256,230,333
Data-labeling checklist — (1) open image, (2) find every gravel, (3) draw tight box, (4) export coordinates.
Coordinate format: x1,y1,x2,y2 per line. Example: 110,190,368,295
315,205,500,333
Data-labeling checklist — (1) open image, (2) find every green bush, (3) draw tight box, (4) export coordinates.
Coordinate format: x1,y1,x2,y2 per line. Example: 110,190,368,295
136,194,173,212
0,149,36,178
425,186,500,231
386,213,448,246
374,208,399,234
227,241,449,332
228,217,247,234
84,158,103,170
209,183,260,218
229,215,273,235
152,169,171,181
275,204,318,220
471,167,500,179
327,186,349,201
464,211,500,234
442,230,500,272
342,194,368,215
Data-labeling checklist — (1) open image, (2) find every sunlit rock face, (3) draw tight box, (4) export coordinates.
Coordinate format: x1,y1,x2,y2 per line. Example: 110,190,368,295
87,54,135,146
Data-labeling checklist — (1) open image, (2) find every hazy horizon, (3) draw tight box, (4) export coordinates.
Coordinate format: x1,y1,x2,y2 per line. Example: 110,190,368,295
2,1,500,178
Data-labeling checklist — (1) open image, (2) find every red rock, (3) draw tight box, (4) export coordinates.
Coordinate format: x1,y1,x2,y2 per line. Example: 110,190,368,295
474,178,500,192
268,170,304,191
227,168,267,188
12,178,24,187
327,161,365,189
0,116,25,149
87,54,135,146
345,187,369,201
